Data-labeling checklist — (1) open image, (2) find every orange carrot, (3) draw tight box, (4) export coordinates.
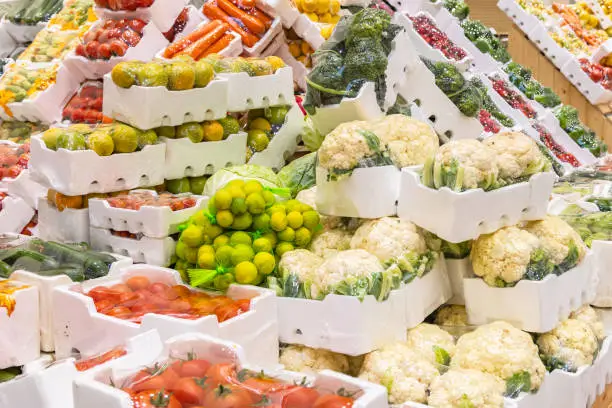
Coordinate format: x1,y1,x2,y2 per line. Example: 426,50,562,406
202,1,259,47
202,33,235,57
178,23,230,59
236,0,255,8
163,20,223,58
250,7,272,29
217,0,266,35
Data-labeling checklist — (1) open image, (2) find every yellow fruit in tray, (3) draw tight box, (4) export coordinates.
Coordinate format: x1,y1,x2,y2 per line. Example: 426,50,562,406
301,41,313,55
41,128,64,150
294,0,303,12
247,129,270,152
111,62,139,89
202,120,224,142
331,15,340,23
297,55,308,65
265,56,285,71
319,12,333,23
330,0,340,14
87,130,114,156
321,25,334,39
289,41,302,58
306,12,319,21
302,0,317,12
194,60,214,88
316,0,330,14
250,117,272,132
166,62,196,90
109,124,139,154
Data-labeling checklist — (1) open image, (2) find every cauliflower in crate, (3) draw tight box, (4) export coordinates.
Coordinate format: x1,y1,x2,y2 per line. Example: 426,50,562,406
406,323,456,366
267,249,324,298
434,305,469,327
570,305,605,341
279,344,351,375
350,217,438,282
536,317,599,372
310,228,353,258
428,368,505,408
451,321,546,397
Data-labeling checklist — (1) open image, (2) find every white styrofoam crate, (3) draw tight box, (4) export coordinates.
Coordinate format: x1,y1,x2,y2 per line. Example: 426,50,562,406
257,0,300,28
561,57,612,105
29,135,166,196
103,74,229,130
464,254,596,333
37,198,89,244
73,332,388,408
63,21,169,80
445,257,472,305
10,254,132,353
93,0,189,33
0,282,39,369
539,111,598,166
89,227,175,266
242,16,284,56
316,166,400,219
528,24,574,70
220,66,294,112
398,167,556,243
387,0,441,16
88,194,207,239
497,0,543,35
1,20,46,43
52,265,278,368
396,12,472,72
249,102,304,171
445,19,503,73
7,169,48,210
292,13,325,50
0,195,34,234
585,0,612,29
278,259,450,355
275,42,308,90
590,240,612,307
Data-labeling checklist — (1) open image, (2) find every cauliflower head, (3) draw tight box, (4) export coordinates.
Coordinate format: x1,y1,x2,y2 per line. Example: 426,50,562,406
523,215,587,268
537,318,598,372
425,139,499,191
570,305,605,341
428,368,505,408
274,249,324,298
317,121,390,176
279,345,350,375
369,115,439,168
406,323,456,365
451,321,546,394
359,342,440,404
482,131,551,183
434,305,469,327
471,226,544,286
310,228,353,259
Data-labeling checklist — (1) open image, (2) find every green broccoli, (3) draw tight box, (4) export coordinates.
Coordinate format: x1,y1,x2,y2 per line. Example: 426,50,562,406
521,80,544,99
586,197,612,212
450,86,482,117
461,19,488,41
490,46,511,63
534,87,561,108
505,62,532,81
423,59,466,93
554,240,580,275
440,240,472,259
386,95,411,116
343,37,387,84
524,248,555,281
303,50,347,114
347,8,391,45
443,0,470,20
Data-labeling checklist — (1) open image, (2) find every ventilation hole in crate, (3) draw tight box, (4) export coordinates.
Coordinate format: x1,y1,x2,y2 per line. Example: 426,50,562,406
140,175,149,185
428,115,437,123
445,130,453,139
403,65,408,73
246,98,254,109
577,82,582,87
184,166,194,177
500,214,509,224
393,82,399,92
521,207,530,214
138,222,144,229
413,99,421,106
90,180,99,187
205,164,214,174
115,178,125,188
283,150,292,161
204,109,214,119
295,329,303,335
225,162,233,168
477,221,485,228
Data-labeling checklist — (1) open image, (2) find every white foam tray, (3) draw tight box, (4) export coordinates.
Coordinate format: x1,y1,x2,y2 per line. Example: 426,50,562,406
93,0,189,33
397,167,556,243
0,282,39,369
29,135,166,196
162,132,247,179
7,169,48,210
249,102,304,171
445,257,473,305
1,20,46,43
63,21,169,80
497,0,543,37
464,253,596,333
103,74,229,130
590,240,612,307
10,255,133,353
0,195,34,234
89,227,175,266
561,57,612,105
88,194,208,239
37,198,89,244
386,0,441,16
259,28,287,57
220,66,294,112
52,265,278,368
398,58,484,141
528,24,574,70
278,259,450,355
257,0,300,28
73,332,388,408
242,16,284,57
292,13,325,50
396,12,472,72
275,42,308,90
539,111,599,166
316,165,400,219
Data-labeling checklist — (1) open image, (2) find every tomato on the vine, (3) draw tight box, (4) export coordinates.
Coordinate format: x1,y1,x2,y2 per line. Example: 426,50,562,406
131,390,182,408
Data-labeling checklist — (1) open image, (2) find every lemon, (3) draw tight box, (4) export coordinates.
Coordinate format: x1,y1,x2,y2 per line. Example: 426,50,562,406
235,261,258,284
227,179,245,189
230,231,252,246
184,246,198,264
216,210,234,228
244,180,264,195
330,0,340,13
305,12,319,21
278,227,295,242
316,0,329,13
267,204,286,215
330,15,340,23
294,0,303,11
253,237,273,253
214,189,233,210
231,244,255,265
270,212,288,231
263,232,278,247
232,212,253,230
203,224,223,240
253,213,271,231
284,199,301,212
175,240,187,260
213,234,230,250
321,25,334,39
181,224,204,247
276,242,294,257
247,129,270,152
297,55,308,65
198,250,216,269
319,12,333,23
250,117,272,132
302,210,320,230
215,245,234,266
289,41,302,58
295,227,312,247
265,56,285,71
213,273,235,291
302,0,317,12
228,185,246,199
230,197,247,214
286,211,304,229
254,252,275,275
262,190,275,206
246,193,266,214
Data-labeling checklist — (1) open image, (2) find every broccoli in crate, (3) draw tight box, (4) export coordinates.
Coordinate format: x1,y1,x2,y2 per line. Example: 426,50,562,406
460,19,510,63
504,62,561,108
554,105,607,156
441,0,470,20
303,8,402,115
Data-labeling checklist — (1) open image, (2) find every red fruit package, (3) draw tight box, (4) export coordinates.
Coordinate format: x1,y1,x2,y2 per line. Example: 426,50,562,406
77,18,145,60
63,80,112,124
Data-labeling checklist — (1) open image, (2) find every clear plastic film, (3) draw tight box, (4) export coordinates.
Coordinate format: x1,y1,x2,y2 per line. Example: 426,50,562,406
0,63,59,110
104,190,198,211
75,18,147,60
17,28,81,63
48,0,97,31
0,142,29,182
0,121,47,144
94,0,154,11
62,80,110,124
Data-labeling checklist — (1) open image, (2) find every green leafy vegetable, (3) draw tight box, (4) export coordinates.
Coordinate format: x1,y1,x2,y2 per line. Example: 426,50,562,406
505,371,532,398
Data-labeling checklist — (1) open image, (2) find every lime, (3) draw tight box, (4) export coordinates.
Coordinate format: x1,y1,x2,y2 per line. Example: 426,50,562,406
230,231,252,246
203,224,223,240
278,227,295,242
215,245,234,266
197,249,216,269
284,199,301,213
249,117,271,132
181,224,204,247
244,180,264,195
175,240,187,260
218,116,241,138
270,212,288,232
176,122,204,143
253,237,273,253
213,273,235,291
227,179,245,189
228,186,246,199
246,193,266,214
166,178,191,194
232,244,255,265
190,176,207,195
213,234,230,250
276,242,294,257
190,211,208,227
295,227,312,247
302,210,320,230
184,246,198,264
254,252,275,275
216,210,234,228
267,204,286,215
87,130,114,156
214,189,233,210
232,212,253,230
202,121,224,142
235,261,258,284
263,232,278,247
300,203,314,212
230,197,247,214
262,190,275,206
265,106,289,125
247,129,269,152
41,128,63,150
252,213,271,231
286,211,303,229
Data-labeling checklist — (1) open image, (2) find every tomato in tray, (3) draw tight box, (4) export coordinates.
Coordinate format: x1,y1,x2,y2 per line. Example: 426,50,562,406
63,81,111,124
76,18,145,60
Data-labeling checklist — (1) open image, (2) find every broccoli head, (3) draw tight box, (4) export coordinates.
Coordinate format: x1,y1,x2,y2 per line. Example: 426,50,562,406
450,81,482,118
304,50,347,113
347,8,391,45
460,19,489,41
534,87,561,108
555,105,580,129
343,37,387,84
443,0,470,20
423,59,466,94
505,62,532,81
490,44,511,63
520,79,544,99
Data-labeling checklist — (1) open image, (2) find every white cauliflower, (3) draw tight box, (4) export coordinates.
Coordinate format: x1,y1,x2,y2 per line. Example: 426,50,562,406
451,321,546,393
483,131,551,182
310,249,387,299
570,305,605,341
296,186,345,230
523,215,587,267
277,249,324,292
426,139,499,191
406,323,456,365
471,226,542,287
279,345,350,375
537,318,599,372
428,368,505,408
369,115,439,168
434,305,469,327
359,342,440,404
310,228,353,259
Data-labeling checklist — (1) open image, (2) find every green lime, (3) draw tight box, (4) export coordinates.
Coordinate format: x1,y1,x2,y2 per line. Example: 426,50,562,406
203,224,223,240
263,232,278,247
190,211,208,227
232,213,253,230
295,227,312,247
267,204,286,215
286,211,303,229
216,210,234,228
213,273,235,291
230,197,247,214
215,245,234,267
181,224,204,247
276,242,294,257
232,244,255,265
253,237,273,253
284,199,301,213
235,261,258,284
198,249,216,269
244,180,264,195
253,213,271,231
184,246,198,264
213,234,230,250
249,117,271,132
218,116,241,138
254,252,275,275
265,106,289,125
230,231,252,246
302,211,320,230
270,212,288,232
214,189,233,210
175,240,187,260
247,129,270,152
278,227,295,242
246,193,266,214
262,190,275,206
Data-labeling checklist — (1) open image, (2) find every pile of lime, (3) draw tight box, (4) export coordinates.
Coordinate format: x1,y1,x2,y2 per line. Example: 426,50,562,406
175,179,320,291
154,115,241,143
246,106,289,161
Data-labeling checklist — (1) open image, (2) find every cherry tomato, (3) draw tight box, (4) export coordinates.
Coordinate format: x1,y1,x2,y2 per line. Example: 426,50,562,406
130,302,158,314
150,282,170,294
85,40,100,59
131,375,167,393
280,386,320,407
314,395,354,408
98,43,112,59
177,359,210,378
71,108,86,123
126,276,151,291
110,283,132,293
214,303,243,323
128,19,147,33
75,347,127,371
206,363,238,388
106,306,132,318
94,299,115,312
88,286,122,303
131,390,182,408
168,299,191,312
171,377,207,404
202,384,254,408
121,29,141,46
117,292,140,307
109,39,129,56
75,43,86,57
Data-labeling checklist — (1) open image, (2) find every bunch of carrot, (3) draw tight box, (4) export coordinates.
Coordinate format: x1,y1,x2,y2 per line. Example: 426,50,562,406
202,0,273,48
162,20,236,59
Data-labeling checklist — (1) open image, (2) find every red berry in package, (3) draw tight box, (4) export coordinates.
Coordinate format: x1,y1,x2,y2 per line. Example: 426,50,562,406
75,18,146,60
94,0,154,11
0,143,29,182
63,81,112,124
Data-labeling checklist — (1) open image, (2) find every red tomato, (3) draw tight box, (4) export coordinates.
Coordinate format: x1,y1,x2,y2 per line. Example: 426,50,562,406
131,365,180,392
169,299,191,312
91,97,103,111
130,302,158,314
110,283,132,293
83,29,99,43
106,306,132,318
109,39,128,56
206,363,238,388
85,40,100,59
121,29,141,46
117,292,140,307
214,304,243,323
75,43,86,56
71,108,86,123
88,286,122,303
6,165,21,178
313,395,354,408
84,109,100,124
279,387,320,407
177,359,210,378
128,19,147,33
131,390,182,408
126,276,150,291
131,375,167,392
75,347,127,371
202,384,254,408
171,377,207,404
170,285,191,298
94,299,115,312
98,43,112,59
150,282,170,294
